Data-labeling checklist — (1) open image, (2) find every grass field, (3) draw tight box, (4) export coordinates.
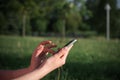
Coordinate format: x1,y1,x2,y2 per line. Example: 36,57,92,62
0,36,120,80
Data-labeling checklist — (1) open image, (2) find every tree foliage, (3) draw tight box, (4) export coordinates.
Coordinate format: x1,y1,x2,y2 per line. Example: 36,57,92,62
1,0,119,38
87,0,120,38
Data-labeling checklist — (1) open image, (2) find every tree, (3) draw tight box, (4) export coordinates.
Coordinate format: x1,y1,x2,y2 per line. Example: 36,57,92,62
18,0,40,36
0,0,22,35
49,0,83,37
0,0,92,37
87,0,120,38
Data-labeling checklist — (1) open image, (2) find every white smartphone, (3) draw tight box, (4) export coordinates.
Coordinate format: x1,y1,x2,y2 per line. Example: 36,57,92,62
64,39,77,47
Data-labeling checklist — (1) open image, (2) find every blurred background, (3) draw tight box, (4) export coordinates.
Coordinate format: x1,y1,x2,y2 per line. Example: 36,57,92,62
0,0,120,80
0,0,120,38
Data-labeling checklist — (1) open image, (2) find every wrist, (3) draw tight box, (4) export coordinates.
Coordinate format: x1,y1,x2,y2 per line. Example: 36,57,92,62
28,65,36,72
36,64,53,79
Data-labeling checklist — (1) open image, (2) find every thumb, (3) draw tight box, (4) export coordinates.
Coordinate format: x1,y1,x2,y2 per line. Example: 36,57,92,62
35,45,44,57
63,45,73,60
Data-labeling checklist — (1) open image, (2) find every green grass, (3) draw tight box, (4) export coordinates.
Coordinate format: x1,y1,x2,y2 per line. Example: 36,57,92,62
0,36,120,80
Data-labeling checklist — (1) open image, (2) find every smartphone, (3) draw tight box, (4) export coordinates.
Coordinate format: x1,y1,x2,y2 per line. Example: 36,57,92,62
55,39,77,53
64,39,77,47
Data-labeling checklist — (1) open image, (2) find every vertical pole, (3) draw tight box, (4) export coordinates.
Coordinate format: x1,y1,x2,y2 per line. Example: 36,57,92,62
22,13,26,37
105,4,111,40
106,8,110,40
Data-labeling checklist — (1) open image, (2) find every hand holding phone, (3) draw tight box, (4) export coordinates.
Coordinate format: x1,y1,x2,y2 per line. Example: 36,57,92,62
55,39,77,54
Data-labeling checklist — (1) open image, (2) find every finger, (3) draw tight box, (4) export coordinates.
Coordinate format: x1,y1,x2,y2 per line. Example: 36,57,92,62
35,41,51,50
35,41,52,50
63,45,73,60
47,44,57,48
47,49,56,54
55,48,66,57
43,48,56,54
65,44,73,52
55,45,73,58
35,45,44,57
40,41,52,45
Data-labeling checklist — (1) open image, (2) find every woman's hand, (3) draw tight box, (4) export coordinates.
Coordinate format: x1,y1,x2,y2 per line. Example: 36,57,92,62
39,45,73,72
29,41,56,70
14,43,73,80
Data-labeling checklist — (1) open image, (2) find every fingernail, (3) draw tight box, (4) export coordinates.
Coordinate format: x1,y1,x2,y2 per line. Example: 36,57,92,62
49,41,52,43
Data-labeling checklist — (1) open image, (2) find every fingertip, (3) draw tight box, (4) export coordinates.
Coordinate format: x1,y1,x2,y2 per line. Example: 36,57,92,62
40,45,44,49
65,45,73,50
48,40,52,43
40,40,52,45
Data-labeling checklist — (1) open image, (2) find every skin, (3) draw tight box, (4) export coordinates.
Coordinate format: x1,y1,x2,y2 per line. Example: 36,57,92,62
0,41,73,80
